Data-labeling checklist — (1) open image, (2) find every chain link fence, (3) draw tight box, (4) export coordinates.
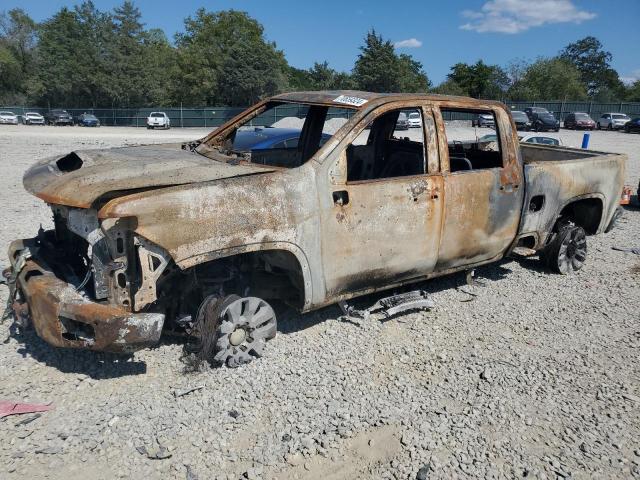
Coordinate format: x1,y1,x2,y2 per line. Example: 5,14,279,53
0,104,355,128
2,101,640,127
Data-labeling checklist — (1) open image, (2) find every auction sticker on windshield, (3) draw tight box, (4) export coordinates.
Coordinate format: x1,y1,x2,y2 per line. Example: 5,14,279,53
333,95,367,107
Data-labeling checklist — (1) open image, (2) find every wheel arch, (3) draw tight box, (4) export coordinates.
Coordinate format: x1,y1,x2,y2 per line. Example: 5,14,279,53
176,242,313,311
555,194,605,235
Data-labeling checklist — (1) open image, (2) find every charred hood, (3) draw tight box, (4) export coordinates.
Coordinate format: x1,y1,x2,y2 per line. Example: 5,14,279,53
23,143,275,209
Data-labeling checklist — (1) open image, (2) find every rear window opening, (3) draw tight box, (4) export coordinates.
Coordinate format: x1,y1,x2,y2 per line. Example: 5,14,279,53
441,108,503,172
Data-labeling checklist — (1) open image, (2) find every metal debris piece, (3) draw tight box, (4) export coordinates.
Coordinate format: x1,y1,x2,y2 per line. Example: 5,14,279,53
136,444,172,460
1,248,31,322
173,385,205,398
0,401,53,419
340,290,434,320
612,246,640,255
465,269,486,287
185,465,199,480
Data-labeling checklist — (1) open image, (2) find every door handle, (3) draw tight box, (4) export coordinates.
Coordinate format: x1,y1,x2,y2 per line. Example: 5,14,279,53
333,190,349,206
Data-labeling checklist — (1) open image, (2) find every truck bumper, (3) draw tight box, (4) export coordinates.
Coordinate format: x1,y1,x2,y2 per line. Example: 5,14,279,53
5,238,164,353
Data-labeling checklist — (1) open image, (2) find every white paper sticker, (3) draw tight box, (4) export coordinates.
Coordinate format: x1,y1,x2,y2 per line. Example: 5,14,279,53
333,95,368,107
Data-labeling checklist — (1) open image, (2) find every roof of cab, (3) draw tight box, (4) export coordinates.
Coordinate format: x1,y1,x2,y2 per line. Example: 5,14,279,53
271,90,502,109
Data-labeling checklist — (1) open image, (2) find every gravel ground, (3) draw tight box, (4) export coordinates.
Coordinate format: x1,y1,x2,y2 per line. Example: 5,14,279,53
0,124,639,480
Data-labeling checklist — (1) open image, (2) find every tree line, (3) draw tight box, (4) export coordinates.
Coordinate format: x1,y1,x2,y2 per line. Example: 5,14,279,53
1,1,639,108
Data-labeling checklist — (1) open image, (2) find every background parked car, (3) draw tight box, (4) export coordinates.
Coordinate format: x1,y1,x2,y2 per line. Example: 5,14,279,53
76,113,100,127
478,133,563,146
519,134,563,146
511,110,531,130
395,112,409,130
472,113,494,127
234,127,330,151
524,106,550,118
45,109,73,126
529,111,560,132
564,112,595,130
0,111,19,125
146,112,170,129
624,117,640,133
597,113,630,130
407,111,422,128
23,112,45,125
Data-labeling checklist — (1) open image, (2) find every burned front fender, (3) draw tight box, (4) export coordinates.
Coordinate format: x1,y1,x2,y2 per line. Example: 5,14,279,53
6,238,164,353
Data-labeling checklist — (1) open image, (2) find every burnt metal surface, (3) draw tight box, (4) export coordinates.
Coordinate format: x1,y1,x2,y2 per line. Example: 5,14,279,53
8,239,164,353
11,91,627,355
23,144,276,209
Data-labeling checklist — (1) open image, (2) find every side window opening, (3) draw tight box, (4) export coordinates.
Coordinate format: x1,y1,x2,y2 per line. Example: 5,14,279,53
346,108,426,182
440,108,503,173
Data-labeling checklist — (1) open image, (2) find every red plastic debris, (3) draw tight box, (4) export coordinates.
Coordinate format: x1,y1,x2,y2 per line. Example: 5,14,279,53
0,401,53,418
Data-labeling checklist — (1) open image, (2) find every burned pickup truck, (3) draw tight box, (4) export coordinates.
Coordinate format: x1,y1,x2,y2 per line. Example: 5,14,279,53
3,91,625,366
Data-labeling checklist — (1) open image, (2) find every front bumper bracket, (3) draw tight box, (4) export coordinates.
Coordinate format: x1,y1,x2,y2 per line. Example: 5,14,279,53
4,238,164,353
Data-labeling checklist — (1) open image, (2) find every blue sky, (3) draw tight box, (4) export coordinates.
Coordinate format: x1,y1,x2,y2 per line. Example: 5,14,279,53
5,0,640,84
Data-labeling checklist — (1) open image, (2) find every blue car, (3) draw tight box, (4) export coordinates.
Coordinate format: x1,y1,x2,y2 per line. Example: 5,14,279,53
233,127,330,152
76,113,100,127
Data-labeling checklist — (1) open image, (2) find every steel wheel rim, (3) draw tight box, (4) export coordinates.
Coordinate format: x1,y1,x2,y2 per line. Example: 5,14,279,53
214,297,277,367
557,228,587,274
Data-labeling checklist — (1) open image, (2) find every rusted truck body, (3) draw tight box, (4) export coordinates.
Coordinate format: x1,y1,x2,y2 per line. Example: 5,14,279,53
3,91,625,365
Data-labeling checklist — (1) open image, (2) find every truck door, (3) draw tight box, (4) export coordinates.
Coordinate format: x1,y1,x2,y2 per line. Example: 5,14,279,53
434,104,524,270
319,104,444,299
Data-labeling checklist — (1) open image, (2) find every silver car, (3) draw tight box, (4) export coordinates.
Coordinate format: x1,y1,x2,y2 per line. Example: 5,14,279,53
23,112,45,125
597,113,630,130
0,111,19,125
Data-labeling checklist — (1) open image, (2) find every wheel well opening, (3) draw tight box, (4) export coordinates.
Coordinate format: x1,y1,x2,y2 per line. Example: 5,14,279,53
558,198,603,235
188,250,306,310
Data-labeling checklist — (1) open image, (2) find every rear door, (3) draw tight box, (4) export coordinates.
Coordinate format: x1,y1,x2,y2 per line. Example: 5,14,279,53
434,102,524,270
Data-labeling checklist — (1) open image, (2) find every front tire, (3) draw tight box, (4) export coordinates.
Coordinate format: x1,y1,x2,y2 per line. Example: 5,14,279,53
188,294,277,369
540,222,587,274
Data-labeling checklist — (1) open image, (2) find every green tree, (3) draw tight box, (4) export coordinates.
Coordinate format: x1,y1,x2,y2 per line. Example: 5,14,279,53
217,39,287,106
559,36,624,98
447,60,508,99
431,79,466,96
306,61,354,90
352,29,400,92
0,8,38,103
110,1,146,106
172,9,287,106
509,58,587,101
397,54,431,93
626,80,640,102
37,2,114,107
141,28,176,105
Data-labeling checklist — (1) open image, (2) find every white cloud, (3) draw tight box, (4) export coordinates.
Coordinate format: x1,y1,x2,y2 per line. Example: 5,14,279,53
460,0,596,34
621,69,640,85
394,38,422,48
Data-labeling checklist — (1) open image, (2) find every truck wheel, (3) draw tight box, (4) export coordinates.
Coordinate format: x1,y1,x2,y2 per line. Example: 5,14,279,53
541,222,587,274
190,294,277,368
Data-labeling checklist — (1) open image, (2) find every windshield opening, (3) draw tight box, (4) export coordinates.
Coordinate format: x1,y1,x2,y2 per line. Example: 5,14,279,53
202,101,356,169
612,114,628,119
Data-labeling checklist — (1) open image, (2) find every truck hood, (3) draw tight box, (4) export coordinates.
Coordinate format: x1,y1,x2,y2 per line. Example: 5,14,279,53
23,143,276,208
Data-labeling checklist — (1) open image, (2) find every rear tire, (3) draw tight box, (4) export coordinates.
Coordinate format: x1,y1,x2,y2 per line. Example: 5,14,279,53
540,221,587,274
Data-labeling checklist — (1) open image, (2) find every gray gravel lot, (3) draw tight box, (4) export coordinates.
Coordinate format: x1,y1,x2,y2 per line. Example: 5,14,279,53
0,124,639,480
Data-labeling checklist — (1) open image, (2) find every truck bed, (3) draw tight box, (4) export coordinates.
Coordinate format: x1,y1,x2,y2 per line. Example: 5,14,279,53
518,144,626,248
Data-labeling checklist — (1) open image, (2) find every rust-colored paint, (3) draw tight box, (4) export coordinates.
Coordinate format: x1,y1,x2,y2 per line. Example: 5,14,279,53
9,240,163,353
10,90,627,353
